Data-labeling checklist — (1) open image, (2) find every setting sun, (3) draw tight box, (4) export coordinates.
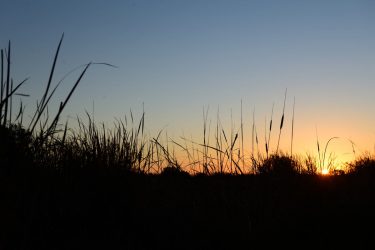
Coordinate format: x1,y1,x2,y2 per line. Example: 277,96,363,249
321,169,329,175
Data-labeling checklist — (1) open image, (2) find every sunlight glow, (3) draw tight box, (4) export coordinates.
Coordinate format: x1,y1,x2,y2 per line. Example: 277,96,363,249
321,169,329,175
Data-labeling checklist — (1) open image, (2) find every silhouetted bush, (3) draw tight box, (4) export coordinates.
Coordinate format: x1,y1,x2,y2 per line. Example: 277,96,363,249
0,124,33,174
160,165,190,177
258,154,300,176
348,155,375,176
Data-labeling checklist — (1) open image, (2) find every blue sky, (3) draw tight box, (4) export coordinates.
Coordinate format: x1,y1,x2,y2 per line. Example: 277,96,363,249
1,0,375,165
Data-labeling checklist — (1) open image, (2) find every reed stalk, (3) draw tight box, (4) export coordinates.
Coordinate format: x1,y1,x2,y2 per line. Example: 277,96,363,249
276,88,287,155
291,97,295,156
266,103,274,159
240,100,245,171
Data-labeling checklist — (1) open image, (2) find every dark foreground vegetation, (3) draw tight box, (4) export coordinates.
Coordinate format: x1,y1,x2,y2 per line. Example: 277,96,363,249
1,161,375,249
1,36,375,249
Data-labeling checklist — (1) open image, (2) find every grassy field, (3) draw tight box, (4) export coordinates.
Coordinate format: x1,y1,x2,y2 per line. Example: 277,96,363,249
1,37,375,249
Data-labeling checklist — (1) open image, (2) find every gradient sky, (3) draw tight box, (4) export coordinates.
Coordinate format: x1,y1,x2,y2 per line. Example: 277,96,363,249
1,0,375,167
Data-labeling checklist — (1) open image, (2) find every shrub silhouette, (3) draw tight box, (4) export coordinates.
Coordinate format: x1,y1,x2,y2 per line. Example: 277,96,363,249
0,124,33,174
258,154,300,176
348,155,375,176
160,165,189,177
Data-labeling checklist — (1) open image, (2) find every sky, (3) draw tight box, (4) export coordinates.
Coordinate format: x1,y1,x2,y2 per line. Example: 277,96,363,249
1,0,375,168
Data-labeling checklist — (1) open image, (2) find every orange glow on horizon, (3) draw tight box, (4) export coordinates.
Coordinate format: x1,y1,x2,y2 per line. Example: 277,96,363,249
321,169,329,175
142,111,373,174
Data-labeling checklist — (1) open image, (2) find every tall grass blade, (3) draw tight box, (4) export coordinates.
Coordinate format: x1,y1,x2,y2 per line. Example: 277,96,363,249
9,80,13,124
267,103,274,156
241,100,244,170
316,126,321,170
276,88,287,154
0,77,28,112
322,137,339,172
40,33,64,112
291,97,295,156
252,109,255,159
29,34,64,132
265,117,268,157
47,63,91,134
3,41,10,126
1,49,3,110
15,100,24,123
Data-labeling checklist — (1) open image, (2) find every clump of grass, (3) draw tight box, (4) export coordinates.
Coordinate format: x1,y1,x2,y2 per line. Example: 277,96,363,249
1,34,91,167
303,153,318,175
0,35,152,175
54,112,149,171
0,41,32,173
153,131,182,173
172,91,300,175
176,105,245,175
315,129,339,174
0,41,29,127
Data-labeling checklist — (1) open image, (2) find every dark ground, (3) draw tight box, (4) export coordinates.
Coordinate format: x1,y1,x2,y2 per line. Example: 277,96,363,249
1,167,375,249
